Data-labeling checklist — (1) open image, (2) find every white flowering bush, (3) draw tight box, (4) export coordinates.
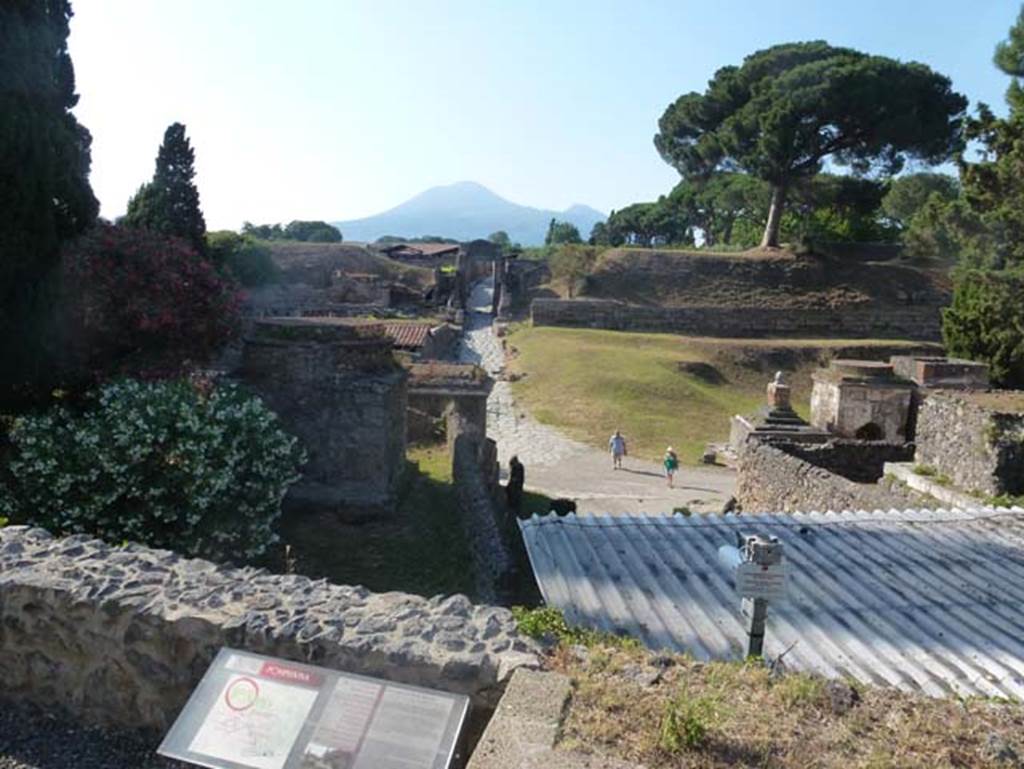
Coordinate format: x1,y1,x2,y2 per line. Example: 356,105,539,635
1,379,305,562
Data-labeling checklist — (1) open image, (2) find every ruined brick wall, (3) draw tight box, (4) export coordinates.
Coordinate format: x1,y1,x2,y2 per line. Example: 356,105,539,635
530,298,942,341
737,441,919,513
239,319,407,521
915,391,1024,496
0,527,539,731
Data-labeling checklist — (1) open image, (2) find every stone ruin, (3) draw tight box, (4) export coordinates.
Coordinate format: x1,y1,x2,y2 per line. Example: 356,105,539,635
810,359,915,442
733,353,1018,513
239,318,407,521
729,371,830,453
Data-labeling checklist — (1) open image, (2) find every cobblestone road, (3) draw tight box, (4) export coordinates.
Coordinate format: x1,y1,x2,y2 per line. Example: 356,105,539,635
458,281,736,515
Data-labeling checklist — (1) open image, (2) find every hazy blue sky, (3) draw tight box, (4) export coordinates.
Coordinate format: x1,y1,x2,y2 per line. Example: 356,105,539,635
68,0,1019,230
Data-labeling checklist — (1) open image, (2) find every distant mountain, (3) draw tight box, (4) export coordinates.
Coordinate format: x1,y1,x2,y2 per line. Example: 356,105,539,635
332,181,606,246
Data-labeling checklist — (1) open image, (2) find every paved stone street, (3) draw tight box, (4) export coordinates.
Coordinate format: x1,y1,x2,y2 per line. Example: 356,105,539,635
458,280,736,515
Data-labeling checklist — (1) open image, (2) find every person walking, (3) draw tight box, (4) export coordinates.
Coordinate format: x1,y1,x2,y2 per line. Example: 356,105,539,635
506,455,525,517
663,446,679,488
609,430,627,470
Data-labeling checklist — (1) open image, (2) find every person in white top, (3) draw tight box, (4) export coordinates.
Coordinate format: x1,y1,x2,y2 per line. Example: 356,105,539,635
609,430,627,470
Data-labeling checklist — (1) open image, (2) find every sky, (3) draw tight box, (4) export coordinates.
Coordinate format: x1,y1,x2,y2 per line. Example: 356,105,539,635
68,0,1020,230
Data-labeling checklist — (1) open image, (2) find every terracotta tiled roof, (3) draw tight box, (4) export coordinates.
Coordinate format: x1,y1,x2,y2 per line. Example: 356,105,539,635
382,322,432,349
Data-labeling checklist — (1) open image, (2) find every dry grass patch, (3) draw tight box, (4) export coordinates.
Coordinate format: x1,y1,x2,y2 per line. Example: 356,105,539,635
551,642,1024,768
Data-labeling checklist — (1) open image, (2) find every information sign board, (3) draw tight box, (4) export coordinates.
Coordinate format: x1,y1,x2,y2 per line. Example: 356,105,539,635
159,648,469,769
735,560,788,602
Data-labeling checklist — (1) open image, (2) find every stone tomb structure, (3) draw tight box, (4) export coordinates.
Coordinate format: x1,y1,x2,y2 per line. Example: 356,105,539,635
239,318,407,521
890,355,991,390
810,359,914,443
729,371,830,453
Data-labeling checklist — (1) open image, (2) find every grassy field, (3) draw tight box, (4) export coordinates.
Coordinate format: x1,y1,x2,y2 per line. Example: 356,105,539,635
506,326,937,464
271,444,477,599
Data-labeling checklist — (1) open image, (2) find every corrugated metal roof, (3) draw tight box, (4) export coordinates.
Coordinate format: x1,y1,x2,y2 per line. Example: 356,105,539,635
519,507,1024,699
382,322,432,349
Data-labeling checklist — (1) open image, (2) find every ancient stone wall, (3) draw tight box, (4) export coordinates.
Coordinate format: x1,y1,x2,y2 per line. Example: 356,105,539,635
782,440,915,483
0,527,539,732
737,440,919,513
239,319,407,521
530,298,942,341
448,411,511,604
915,391,1024,496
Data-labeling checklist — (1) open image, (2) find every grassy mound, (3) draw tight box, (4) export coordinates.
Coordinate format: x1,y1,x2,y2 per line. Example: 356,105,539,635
506,326,937,463
579,247,950,310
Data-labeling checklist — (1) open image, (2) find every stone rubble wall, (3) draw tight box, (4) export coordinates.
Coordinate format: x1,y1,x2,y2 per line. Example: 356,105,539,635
915,391,1024,496
781,440,915,484
449,411,511,604
531,298,942,341
737,440,919,513
0,527,538,732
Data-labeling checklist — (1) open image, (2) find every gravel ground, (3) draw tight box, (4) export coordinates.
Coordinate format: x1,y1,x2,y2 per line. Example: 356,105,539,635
0,702,188,769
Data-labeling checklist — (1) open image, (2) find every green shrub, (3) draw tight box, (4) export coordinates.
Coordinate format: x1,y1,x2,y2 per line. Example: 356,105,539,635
0,378,305,562
511,605,640,648
659,687,718,752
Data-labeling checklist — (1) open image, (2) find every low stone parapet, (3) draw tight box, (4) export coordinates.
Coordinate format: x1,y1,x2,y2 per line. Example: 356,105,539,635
0,527,539,731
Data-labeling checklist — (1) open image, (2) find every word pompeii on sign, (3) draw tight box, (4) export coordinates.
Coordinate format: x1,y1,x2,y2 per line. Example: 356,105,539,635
159,648,469,769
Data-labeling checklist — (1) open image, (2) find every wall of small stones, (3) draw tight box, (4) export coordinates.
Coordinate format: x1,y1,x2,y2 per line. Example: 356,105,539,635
915,391,1024,496
448,411,511,604
531,298,942,341
0,527,539,732
782,440,915,483
737,440,919,513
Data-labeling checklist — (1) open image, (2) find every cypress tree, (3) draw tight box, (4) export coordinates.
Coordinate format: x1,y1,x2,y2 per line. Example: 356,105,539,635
125,122,207,255
0,0,99,407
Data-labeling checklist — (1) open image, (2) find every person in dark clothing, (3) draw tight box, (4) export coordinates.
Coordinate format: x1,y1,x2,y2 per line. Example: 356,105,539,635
506,455,525,517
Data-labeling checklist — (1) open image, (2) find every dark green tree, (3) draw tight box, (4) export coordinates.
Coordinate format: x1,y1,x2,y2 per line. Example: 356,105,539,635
588,221,614,246
669,174,769,247
994,7,1024,113
545,218,582,246
784,174,895,245
283,220,342,242
124,122,206,254
654,42,967,248
942,6,1024,383
943,269,1024,387
242,221,285,240
1,0,98,407
881,172,960,229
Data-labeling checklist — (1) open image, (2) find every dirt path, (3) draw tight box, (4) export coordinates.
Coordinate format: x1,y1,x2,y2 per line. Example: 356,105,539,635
458,280,736,515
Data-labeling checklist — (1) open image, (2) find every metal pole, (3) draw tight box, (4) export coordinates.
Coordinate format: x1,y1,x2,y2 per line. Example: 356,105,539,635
743,597,769,657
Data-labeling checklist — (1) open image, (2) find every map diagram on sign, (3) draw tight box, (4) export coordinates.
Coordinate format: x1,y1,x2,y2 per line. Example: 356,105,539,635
188,660,319,769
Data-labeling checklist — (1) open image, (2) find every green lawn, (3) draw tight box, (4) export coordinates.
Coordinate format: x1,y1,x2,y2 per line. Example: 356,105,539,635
506,326,932,464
